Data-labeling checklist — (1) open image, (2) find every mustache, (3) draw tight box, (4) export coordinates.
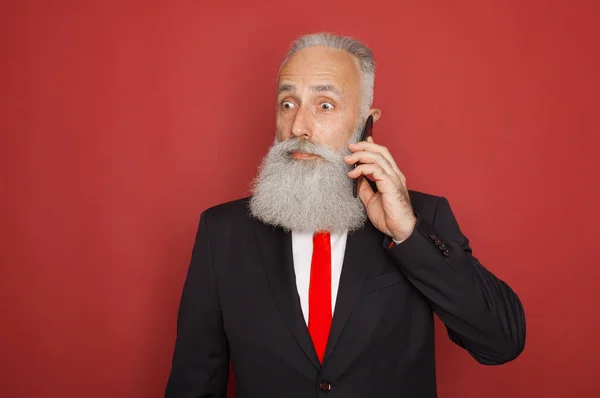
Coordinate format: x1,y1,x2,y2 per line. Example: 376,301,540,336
274,137,350,162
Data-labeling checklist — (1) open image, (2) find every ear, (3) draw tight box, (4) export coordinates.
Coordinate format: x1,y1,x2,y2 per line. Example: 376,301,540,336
369,108,382,122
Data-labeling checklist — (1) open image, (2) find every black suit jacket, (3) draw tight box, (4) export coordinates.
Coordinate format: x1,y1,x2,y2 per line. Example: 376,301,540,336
165,191,525,397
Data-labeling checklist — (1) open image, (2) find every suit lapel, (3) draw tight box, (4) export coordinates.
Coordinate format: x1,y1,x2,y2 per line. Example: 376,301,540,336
322,223,374,365
252,221,321,369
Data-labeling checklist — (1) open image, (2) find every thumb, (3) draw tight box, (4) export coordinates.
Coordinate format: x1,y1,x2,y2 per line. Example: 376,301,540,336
357,176,375,206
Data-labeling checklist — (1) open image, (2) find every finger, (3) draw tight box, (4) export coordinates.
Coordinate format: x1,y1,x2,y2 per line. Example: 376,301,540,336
344,151,395,175
349,163,401,194
349,140,403,176
348,163,387,181
365,138,401,176
357,175,375,205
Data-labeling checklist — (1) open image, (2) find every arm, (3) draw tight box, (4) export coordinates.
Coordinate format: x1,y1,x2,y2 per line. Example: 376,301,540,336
387,197,526,364
345,137,525,364
165,211,229,397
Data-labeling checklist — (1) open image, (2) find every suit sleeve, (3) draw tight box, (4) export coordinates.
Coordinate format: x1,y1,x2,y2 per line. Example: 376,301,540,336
386,197,526,365
165,211,229,397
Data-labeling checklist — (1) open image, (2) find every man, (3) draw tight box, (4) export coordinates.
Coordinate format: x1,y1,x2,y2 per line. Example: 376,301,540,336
165,33,526,398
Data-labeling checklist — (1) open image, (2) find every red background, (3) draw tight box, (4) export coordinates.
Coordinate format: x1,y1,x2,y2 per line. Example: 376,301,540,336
1,1,598,397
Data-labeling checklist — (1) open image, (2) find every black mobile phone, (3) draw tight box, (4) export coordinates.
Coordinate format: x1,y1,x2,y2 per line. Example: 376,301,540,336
353,115,374,198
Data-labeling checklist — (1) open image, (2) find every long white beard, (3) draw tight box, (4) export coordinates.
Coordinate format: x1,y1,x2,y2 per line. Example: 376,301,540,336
249,136,367,234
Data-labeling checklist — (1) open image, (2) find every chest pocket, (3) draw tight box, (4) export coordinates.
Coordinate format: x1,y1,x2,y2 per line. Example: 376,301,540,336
362,271,404,294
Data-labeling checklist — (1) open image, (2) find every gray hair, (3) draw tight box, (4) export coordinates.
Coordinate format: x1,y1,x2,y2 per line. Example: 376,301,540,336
280,32,375,118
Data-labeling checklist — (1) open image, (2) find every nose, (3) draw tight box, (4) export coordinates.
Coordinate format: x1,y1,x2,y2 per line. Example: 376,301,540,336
291,105,312,139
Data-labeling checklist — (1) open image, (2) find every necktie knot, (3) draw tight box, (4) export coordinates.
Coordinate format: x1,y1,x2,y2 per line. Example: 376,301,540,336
313,231,330,243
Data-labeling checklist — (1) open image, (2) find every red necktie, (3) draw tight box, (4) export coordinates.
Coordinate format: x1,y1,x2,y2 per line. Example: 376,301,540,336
308,231,332,363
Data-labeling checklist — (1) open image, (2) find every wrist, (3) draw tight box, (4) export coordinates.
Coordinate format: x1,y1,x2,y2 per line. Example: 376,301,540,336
391,233,410,242
391,219,416,242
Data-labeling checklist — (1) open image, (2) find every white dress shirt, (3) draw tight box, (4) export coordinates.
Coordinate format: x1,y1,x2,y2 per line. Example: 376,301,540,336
292,230,404,325
291,231,348,325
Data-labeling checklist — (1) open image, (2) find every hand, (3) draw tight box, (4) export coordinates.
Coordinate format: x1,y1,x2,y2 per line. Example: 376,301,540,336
344,136,416,241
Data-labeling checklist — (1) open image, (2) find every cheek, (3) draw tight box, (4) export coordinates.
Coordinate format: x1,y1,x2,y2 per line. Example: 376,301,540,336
320,115,355,148
313,126,345,150
275,115,290,140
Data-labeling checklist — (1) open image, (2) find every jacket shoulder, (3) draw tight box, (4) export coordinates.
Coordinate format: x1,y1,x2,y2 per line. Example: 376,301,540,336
203,196,252,222
198,196,257,237
408,190,444,222
408,189,441,203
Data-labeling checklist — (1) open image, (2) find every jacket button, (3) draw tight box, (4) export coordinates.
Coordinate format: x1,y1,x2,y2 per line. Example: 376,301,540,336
439,244,446,250
442,250,450,257
319,381,332,392
429,234,438,241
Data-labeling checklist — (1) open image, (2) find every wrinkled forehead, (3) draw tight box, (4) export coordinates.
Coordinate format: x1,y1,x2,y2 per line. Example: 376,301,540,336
277,46,362,94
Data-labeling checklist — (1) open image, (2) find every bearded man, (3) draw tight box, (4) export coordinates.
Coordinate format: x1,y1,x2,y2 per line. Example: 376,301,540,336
165,32,526,398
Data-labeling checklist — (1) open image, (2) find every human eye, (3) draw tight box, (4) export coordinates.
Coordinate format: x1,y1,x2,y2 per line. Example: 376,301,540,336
319,102,335,111
281,101,296,110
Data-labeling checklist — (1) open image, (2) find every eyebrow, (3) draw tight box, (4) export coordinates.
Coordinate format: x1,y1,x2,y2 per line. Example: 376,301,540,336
276,83,343,98
277,84,295,95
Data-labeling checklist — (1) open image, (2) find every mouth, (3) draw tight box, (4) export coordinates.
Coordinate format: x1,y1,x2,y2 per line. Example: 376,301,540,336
290,151,320,160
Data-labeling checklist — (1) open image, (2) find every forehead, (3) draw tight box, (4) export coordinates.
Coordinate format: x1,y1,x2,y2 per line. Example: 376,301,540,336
278,46,361,92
